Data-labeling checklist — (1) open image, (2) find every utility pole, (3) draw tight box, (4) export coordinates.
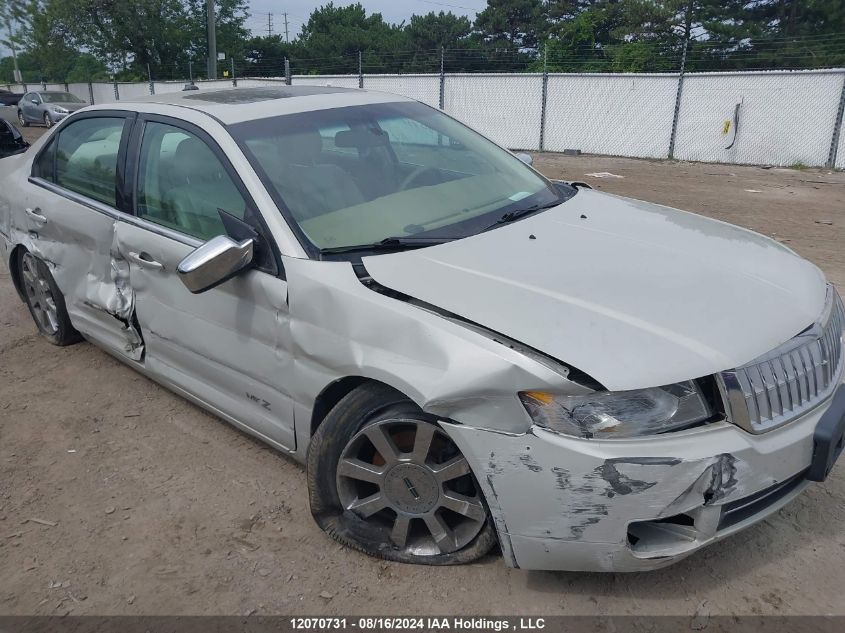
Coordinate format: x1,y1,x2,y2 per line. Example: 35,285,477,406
267,12,273,37
283,12,289,43
206,0,217,80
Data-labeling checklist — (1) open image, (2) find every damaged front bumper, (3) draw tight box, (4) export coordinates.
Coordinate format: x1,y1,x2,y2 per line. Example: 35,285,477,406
442,387,843,572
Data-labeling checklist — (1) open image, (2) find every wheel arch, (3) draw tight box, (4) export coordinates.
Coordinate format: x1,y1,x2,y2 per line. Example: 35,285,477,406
309,375,421,437
8,243,27,302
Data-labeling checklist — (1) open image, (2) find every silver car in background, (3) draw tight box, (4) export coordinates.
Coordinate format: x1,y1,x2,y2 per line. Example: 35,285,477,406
17,91,87,128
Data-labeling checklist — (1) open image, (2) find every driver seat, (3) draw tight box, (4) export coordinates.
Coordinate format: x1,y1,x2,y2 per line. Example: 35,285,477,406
271,127,365,220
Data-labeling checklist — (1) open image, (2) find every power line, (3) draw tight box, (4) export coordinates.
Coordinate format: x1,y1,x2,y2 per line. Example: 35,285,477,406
414,0,484,12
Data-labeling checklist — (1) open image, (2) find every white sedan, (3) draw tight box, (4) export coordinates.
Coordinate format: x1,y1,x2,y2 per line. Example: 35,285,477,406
0,86,843,571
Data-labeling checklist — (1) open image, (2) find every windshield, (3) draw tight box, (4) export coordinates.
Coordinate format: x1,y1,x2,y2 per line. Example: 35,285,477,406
229,101,564,253
40,92,84,104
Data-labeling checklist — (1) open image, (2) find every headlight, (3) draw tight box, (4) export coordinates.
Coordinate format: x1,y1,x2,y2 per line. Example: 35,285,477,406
519,381,712,439
52,106,69,114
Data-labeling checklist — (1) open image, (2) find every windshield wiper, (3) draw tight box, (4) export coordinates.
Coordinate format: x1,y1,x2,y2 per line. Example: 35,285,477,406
481,200,562,232
319,236,455,255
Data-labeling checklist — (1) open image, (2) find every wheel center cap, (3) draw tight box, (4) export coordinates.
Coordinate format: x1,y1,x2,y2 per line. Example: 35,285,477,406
383,463,439,514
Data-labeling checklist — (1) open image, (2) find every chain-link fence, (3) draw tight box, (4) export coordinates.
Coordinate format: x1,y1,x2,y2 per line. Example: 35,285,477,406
5,67,845,169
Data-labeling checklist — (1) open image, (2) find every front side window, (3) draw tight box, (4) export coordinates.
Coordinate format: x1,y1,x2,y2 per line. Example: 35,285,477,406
55,117,125,206
136,121,248,241
230,101,563,253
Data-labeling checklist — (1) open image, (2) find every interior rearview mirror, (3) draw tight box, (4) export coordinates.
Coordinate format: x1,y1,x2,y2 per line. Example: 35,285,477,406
177,235,255,294
334,128,389,149
515,152,533,166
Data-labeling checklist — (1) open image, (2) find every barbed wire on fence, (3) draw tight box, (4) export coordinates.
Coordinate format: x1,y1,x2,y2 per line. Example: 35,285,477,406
4,32,845,85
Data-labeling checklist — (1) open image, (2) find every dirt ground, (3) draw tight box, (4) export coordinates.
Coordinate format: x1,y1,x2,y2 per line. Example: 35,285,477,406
2,120,845,618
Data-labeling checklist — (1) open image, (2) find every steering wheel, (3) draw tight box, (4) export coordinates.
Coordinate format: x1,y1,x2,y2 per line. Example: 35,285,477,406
399,166,440,191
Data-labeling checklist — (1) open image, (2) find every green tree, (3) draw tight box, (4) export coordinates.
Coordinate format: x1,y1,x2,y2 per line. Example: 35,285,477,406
401,11,473,72
406,11,472,50
23,0,247,81
1,0,30,81
474,0,546,50
242,34,299,75
295,3,408,74
0,49,39,82
186,0,250,77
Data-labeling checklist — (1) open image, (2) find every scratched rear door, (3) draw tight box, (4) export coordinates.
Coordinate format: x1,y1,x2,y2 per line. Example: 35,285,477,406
22,111,144,358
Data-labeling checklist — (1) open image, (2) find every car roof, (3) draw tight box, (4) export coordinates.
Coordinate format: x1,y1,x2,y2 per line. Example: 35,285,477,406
100,85,415,125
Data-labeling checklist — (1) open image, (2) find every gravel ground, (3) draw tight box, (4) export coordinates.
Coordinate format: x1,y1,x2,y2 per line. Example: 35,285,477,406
1,120,844,617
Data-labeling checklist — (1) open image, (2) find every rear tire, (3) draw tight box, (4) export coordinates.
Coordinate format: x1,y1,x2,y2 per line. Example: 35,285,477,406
17,110,28,127
307,382,497,565
18,251,81,346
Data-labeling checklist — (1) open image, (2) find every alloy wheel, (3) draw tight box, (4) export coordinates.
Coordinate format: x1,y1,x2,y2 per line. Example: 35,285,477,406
43,113,52,128
21,253,59,335
18,111,25,126
336,418,487,556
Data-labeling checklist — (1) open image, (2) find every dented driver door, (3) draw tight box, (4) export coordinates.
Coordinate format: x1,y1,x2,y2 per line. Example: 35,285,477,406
22,112,144,359
113,116,296,451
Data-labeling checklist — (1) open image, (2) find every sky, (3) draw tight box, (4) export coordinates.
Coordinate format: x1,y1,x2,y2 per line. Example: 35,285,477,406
243,0,484,40
0,1,486,58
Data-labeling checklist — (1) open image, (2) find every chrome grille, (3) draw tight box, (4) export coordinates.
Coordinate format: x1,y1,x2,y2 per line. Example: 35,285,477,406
718,286,845,433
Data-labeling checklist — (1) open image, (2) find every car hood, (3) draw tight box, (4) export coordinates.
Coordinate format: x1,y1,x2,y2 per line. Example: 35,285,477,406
363,189,827,391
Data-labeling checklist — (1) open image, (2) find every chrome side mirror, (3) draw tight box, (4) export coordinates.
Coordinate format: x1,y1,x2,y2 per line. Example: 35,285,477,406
177,235,254,294
515,152,533,166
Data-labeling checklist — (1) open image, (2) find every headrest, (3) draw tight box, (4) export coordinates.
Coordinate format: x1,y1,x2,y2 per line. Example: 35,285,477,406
172,137,219,184
281,126,322,164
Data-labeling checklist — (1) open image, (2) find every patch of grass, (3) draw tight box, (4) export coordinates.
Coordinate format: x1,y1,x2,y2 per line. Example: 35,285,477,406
789,161,810,171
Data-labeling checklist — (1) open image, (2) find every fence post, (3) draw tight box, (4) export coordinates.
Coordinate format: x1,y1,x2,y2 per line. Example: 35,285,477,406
439,47,445,110
113,77,119,101
285,57,291,85
826,71,845,169
668,33,691,159
358,50,363,89
88,81,94,105
539,45,549,152
147,63,154,95
231,58,237,87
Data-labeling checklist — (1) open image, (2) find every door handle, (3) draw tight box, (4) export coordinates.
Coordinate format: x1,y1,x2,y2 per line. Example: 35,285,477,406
127,251,164,271
25,207,47,224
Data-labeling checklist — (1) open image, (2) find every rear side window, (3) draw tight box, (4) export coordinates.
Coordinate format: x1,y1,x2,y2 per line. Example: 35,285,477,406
33,139,56,180
55,117,125,206
136,121,247,241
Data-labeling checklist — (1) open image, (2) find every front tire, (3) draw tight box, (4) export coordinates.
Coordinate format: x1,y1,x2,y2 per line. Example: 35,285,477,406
307,383,497,565
18,110,28,127
43,112,53,128
18,251,81,346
